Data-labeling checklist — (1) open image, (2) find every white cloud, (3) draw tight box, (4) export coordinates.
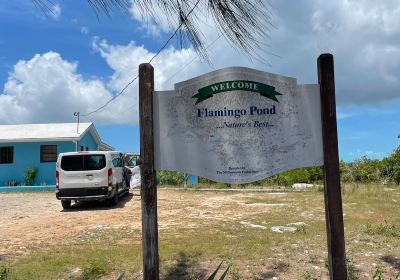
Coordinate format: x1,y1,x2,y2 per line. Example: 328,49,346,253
337,112,355,120
3,0,400,126
0,42,209,125
129,2,174,38
91,38,209,122
0,52,126,125
80,26,89,34
268,0,400,105
0,35,241,126
126,0,400,105
50,4,61,20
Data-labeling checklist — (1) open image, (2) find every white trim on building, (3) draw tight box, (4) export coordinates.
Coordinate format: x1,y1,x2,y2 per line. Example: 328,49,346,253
0,123,113,150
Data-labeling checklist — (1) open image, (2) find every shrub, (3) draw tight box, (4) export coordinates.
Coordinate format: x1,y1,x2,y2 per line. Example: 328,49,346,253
0,265,9,280
352,157,381,183
157,171,188,186
381,147,400,184
23,167,38,186
346,258,358,280
365,221,400,238
156,146,400,187
259,167,323,187
81,259,107,280
372,266,384,280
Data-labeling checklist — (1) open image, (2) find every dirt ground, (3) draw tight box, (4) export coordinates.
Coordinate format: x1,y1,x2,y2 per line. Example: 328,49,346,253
0,190,290,259
0,188,399,279
0,191,142,259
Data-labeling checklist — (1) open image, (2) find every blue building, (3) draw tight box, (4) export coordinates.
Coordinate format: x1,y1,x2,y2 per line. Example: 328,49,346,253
0,123,113,186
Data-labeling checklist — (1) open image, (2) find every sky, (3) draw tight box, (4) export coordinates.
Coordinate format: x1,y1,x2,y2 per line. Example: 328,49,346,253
0,0,399,162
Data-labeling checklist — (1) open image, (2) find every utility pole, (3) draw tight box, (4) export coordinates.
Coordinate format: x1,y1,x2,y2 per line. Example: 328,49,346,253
74,112,80,152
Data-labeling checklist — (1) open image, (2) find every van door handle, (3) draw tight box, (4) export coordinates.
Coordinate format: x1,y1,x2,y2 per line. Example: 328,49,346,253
86,174,93,176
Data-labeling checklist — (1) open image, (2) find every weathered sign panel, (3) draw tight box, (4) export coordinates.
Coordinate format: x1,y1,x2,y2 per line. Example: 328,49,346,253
154,67,323,183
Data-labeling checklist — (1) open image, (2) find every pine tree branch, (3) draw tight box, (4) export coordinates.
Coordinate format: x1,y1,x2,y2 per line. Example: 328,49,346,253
31,0,272,61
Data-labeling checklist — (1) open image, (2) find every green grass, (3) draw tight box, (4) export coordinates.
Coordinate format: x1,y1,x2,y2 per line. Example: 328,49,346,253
5,244,141,279
365,221,400,238
1,184,399,279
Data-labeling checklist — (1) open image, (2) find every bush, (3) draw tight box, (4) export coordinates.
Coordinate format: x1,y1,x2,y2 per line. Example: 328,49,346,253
23,167,38,186
155,146,400,187
380,147,400,184
340,161,354,183
0,265,9,280
372,266,384,280
352,157,381,183
259,167,323,187
157,171,188,186
81,259,107,280
346,258,358,280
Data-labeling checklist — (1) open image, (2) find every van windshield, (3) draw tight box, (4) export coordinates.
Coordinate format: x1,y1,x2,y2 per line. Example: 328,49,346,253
61,155,106,171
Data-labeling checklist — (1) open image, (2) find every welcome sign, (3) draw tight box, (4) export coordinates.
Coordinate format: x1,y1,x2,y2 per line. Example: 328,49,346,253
141,56,347,279
153,67,323,184
193,80,281,104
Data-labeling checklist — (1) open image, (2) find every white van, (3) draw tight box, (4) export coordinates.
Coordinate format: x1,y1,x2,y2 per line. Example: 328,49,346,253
55,151,129,209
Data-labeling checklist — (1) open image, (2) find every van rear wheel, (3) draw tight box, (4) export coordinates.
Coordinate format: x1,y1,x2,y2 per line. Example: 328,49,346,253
111,188,119,206
61,200,71,209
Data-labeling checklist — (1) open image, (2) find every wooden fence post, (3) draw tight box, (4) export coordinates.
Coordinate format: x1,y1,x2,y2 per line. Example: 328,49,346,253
139,63,159,280
318,54,347,279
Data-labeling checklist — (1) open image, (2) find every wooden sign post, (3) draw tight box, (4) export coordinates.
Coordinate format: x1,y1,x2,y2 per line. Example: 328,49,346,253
138,54,347,279
318,54,347,279
139,63,159,280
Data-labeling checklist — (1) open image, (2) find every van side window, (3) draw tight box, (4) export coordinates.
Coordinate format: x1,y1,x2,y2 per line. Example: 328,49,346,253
112,157,122,167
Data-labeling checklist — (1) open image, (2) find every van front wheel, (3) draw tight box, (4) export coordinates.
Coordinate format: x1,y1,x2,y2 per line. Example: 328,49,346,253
61,200,71,209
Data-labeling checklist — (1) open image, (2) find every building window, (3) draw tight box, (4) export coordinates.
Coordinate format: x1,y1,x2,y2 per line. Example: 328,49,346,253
80,146,84,151
86,147,89,151
40,145,57,162
0,146,13,164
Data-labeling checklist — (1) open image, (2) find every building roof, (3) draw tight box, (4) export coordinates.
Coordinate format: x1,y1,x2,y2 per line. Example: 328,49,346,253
0,123,113,150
